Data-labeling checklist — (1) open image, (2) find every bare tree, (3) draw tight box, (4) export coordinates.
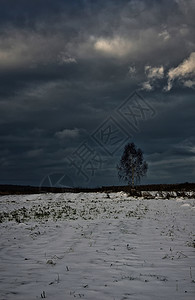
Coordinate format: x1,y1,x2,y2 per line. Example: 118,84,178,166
117,142,148,188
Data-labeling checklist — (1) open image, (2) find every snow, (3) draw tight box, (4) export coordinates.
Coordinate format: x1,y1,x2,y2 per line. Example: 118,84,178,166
0,192,195,299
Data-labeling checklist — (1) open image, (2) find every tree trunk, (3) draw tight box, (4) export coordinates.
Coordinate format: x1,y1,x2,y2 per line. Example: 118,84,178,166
132,166,134,188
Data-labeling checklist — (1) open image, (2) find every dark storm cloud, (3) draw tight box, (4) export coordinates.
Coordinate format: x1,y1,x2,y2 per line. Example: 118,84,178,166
0,0,194,186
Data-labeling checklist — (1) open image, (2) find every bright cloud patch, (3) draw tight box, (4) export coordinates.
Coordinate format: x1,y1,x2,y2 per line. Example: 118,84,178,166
0,29,72,69
94,37,133,57
165,52,195,91
128,66,136,76
141,81,153,91
142,53,195,92
58,52,77,65
158,30,170,41
55,128,80,139
142,65,164,90
145,65,164,80
183,79,195,88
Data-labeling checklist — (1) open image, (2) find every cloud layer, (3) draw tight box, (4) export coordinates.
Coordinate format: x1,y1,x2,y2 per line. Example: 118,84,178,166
0,0,195,187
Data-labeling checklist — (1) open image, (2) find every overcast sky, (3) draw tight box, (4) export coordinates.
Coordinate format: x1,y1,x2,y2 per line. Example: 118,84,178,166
0,0,195,188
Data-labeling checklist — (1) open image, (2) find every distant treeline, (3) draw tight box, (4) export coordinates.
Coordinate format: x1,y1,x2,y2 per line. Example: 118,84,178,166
0,182,195,195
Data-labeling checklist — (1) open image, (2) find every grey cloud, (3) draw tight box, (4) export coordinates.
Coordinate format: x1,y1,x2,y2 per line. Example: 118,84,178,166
0,0,195,186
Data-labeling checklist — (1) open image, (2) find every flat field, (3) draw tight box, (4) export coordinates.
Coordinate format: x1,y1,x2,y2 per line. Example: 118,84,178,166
0,192,195,299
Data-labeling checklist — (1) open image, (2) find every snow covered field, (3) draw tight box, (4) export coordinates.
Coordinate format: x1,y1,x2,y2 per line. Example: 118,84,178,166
0,192,195,300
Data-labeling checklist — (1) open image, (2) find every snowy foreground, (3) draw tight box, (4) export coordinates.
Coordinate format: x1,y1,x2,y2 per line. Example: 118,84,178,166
0,192,195,300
